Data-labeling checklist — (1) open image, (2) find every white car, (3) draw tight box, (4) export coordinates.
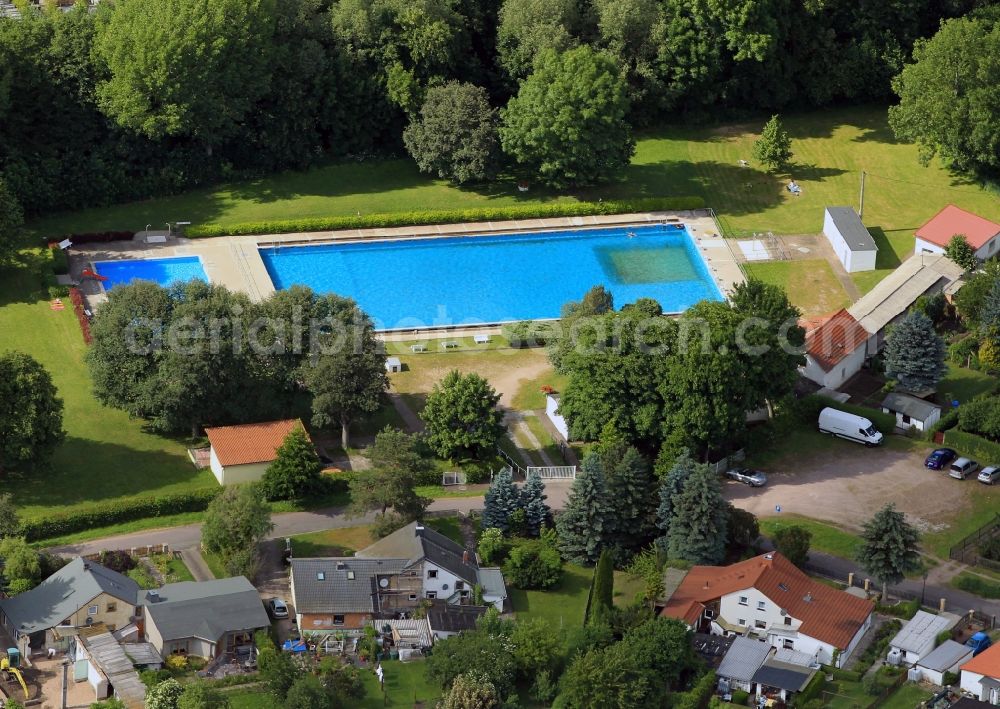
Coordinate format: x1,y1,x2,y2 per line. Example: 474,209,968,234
978,466,1000,485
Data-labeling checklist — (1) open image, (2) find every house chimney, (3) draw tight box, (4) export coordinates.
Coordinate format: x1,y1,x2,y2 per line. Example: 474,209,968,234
703,581,710,590
803,592,813,603
336,561,346,571
147,590,160,603
415,524,425,536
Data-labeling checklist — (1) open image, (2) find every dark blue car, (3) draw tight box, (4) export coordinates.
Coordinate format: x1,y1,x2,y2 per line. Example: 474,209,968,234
925,448,957,470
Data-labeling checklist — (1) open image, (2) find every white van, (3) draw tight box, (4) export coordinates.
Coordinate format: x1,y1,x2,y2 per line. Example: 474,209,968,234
818,407,884,446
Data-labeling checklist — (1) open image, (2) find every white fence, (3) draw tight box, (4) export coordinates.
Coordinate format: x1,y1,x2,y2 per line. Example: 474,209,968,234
441,471,467,486
527,465,577,480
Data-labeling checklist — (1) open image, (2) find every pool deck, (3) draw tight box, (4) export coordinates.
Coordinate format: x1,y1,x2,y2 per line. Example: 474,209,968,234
70,211,745,331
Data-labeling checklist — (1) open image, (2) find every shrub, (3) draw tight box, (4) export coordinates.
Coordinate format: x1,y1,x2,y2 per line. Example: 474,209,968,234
185,197,706,237
46,230,135,244
954,574,1000,598
875,599,918,619
731,689,750,705
936,629,954,647
140,669,172,688
795,395,897,433
958,396,1000,441
48,245,69,275
943,430,1000,466
478,527,511,565
673,671,716,709
942,670,958,686
504,538,562,589
165,654,188,671
68,287,92,345
929,407,959,438
503,320,558,348
21,488,220,541
127,566,158,590
950,335,982,368
853,619,902,670
797,672,825,704
98,550,137,573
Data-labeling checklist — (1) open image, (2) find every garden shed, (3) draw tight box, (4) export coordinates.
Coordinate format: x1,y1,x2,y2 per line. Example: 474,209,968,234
880,392,942,432
917,640,973,686
887,610,959,666
385,357,402,373
204,419,309,485
823,207,877,273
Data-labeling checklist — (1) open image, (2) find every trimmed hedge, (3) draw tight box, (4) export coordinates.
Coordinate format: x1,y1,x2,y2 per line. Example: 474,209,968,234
23,488,221,541
798,671,825,704
185,197,706,237
943,430,1000,465
674,670,716,709
797,394,897,434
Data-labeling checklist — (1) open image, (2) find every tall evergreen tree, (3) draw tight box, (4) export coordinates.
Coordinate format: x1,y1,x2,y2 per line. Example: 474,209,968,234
604,444,656,553
856,504,921,601
520,472,551,537
655,451,695,550
556,454,612,565
666,463,727,564
587,548,614,626
260,426,323,501
980,279,1000,337
884,311,947,391
482,467,521,533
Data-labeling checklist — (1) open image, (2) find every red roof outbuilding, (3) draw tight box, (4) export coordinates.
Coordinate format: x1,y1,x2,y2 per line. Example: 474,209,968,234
205,419,307,467
915,205,1000,250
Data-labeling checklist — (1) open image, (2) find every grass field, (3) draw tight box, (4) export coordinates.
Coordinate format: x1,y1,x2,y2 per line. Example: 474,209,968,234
878,683,933,709
759,515,862,558
30,106,1000,240
850,227,916,294
509,563,592,629
357,660,441,708
289,525,376,556
745,259,851,316
0,259,217,522
939,365,997,404
510,367,568,411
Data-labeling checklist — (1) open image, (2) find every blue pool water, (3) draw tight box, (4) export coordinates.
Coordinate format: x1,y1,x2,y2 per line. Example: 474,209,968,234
94,256,208,289
260,224,722,328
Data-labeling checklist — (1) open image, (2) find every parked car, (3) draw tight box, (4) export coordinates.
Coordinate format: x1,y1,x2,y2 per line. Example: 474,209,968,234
924,448,957,470
949,457,979,480
725,468,768,487
978,465,1000,484
268,598,289,619
967,632,992,656
817,408,883,446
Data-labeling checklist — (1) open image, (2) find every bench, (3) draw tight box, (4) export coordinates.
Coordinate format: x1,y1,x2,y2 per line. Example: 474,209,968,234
474,334,490,344
441,341,459,349
410,344,428,353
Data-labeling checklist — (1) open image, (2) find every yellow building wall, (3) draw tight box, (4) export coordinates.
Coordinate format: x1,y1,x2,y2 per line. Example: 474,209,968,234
64,593,135,631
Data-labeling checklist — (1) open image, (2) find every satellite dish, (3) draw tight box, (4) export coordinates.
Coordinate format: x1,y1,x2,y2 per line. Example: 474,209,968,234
442,584,449,591
379,578,389,588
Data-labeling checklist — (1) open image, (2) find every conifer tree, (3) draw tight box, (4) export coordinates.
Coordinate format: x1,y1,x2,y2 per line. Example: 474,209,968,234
605,445,656,552
556,454,612,565
482,467,521,533
587,548,614,626
884,311,947,391
666,463,727,564
655,451,696,551
856,504,920,601
980,279,1000,336
260,426,323,501
752,115,792,171
520,472,551,537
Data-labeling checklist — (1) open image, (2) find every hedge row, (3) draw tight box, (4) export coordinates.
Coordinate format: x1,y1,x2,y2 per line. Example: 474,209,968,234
185,197,707,237
798,671,826,704
673,670,716,709
797,394,897,435
69,287,93,345
23,488,221,541
943,430,1000,465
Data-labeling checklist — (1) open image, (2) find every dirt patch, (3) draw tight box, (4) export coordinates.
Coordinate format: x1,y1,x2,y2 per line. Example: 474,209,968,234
726,441,969,534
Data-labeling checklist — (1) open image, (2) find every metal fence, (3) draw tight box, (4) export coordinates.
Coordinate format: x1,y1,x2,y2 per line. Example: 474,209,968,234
708,449,746,475
527,465,576,479
949,512,1000,563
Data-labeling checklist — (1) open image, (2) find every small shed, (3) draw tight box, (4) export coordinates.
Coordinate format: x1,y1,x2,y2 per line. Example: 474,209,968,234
385,357,402,373
426,605,487,640
917,640,973,686
204,419,309,485
823,207,877,273
717,637,773,693
887,610,960,666
545,394,569,441
752,658,816,703
880,392,942,432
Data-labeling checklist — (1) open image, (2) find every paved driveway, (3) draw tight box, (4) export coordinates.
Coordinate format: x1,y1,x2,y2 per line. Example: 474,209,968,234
725,441,973,534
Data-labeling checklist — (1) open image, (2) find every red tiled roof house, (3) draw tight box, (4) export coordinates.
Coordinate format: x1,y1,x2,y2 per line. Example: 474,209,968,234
799,309,873,390
915,205,1000,261
960,642,1000,703
204,419,307,485
660,552,874,668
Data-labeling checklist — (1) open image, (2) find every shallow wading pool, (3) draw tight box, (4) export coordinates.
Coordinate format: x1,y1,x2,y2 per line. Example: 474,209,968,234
93,256,208,290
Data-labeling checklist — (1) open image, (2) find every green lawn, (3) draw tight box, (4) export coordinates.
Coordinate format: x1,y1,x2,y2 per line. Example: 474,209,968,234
939,365,997,405
850,227,916,294
201,550,228,579
226,690,278,709
745,259,851,317
357,660,441,708
759,515,862,558
164,554,196,583
821,678,873,709
289,524,376,557
424,516,465,545
0,260,217,523
878,682,933,709
510,367,569,411
509,563,593,629
30,106,1000,240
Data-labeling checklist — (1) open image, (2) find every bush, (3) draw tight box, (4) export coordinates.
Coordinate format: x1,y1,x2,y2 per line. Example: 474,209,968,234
875,599,918,619
958,396,1000,441
954,574,1000,599
731,689,750,705
98,550,137,573
478,527,511,565
853,619,902,670
950,335,982,368
929,407,959,438
673,671,716,709
127,565,158,590
185,197,706,237
504,538,562,589
942,670,958,686
943,430,1000,466
68,287,92,345
797,672,825,704
796,395,897,434
503,320,559,348
49,230,135,245
21,488,220,541
140,669,172,688
936,629,954,647
165,655,188,671
48,245,69,275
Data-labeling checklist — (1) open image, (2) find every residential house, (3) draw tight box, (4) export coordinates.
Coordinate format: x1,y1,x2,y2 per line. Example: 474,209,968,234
961,642,1000,704
204,419,308,485
917,640,972,686
823,207,877,273
290,522,507,636
886,610,959,666
880,392,942,433
140,578,269,659
660,552,874,667
717,637,773,693
0,558,139,654
951,699,999,709
915,205,1000,261
799,309,872,390
847,252,964,354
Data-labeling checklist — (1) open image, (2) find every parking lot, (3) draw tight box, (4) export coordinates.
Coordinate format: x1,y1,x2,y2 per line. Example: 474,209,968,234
725,437,995,535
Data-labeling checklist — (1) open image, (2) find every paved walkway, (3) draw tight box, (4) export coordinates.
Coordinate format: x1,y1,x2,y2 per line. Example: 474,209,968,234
180,548,215,581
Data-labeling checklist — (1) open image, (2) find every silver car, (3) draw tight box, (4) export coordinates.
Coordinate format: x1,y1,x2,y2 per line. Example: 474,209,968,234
949,457,980,480
268,598,289,619
725,468,768,487
978,466,1000,484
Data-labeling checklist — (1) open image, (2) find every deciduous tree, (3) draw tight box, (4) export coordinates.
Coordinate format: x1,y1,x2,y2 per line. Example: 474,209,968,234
200,485,273,580
0,176,23,261
857,503,921,601
752,114,792,171
403,82,499,184
145,678,184,709
440,672,501,709
0,493,20,538
349,428,431,532
496,0,583,81
945,234,979,272
500,46,635,188
177,683,230,709
0,351,65,474
772,525,812,567
503,538,562,589
884,311,947,391
0,537,40,591
421,370,504,459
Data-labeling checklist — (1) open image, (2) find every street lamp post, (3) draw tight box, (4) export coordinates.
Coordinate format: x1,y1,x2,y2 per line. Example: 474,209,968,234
921,572,928,607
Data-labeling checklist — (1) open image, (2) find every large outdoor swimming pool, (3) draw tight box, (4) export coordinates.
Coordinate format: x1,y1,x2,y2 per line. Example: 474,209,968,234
94,256,208,290
260,224,722,328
